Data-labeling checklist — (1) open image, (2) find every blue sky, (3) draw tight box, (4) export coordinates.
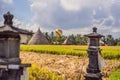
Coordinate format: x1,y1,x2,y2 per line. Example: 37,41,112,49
12,0,32,21
0,0,120,38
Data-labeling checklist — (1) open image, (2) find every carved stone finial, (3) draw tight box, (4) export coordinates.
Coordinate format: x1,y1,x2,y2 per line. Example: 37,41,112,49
3,12,14,26
93,27,97,33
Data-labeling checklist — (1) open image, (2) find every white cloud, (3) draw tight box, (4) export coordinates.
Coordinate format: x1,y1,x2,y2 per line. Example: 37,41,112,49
98,6,102,10
30,0,47,12
92,10,96,16
93,15,115,27
100,16,115,26
13,18,32,31
60,0,116,11
13,18,52,33
98,26,112,31
29,0,116,27
60,0,82,11
111,28,120,33
29,0,59,30
2,0,13,4
0,0,119,38
64,27,91,35
28,0,120,38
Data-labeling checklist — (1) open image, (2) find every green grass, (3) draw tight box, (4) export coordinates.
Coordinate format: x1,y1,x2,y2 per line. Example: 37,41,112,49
20,45,120,60
109,68,120,80
20,45,88,57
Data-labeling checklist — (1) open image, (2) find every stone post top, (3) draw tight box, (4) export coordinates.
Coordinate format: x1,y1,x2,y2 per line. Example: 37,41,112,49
3,11,14,26
93,27,97,33
85,27,103,38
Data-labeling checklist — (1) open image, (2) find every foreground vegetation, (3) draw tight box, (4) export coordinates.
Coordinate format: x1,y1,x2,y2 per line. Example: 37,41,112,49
21,52,120,80
20,45,120,80
21,45,87,57
21,45,120,60
109,68,120,80
29,64,65,80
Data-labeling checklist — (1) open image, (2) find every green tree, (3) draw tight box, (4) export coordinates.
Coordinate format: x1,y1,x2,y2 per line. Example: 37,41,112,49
68,34,76,44
117,42,120,46
106,35,115,46
44,32,51,43
75,34,87,45
75,34,81,44
57,36,66,44
81,35,87,45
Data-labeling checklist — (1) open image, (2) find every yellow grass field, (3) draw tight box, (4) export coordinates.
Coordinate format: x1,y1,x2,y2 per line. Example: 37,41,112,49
20,45,120,80
21,45,120,60
20,52,120,80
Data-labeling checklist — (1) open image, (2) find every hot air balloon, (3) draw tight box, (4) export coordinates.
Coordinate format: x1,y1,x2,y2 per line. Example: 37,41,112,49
55,29,62,37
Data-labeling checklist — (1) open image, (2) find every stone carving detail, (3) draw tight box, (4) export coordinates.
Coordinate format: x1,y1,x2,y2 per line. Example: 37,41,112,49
3,12,13,26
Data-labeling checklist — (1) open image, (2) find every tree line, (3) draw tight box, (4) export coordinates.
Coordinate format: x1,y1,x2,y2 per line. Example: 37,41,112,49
103,35,120,46
44,32,120,46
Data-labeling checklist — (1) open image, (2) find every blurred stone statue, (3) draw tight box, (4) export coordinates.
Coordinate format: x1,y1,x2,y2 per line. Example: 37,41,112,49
3,12,13,26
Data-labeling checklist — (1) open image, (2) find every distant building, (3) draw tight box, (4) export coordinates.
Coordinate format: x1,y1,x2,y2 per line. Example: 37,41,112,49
63,37,75,45
28,28,49,45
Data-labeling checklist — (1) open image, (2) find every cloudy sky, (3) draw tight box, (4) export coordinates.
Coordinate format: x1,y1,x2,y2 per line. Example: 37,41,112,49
0,0,120,38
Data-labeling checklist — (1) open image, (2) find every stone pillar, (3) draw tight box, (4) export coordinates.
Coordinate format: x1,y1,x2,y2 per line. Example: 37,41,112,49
0,12,31,80
84,27,104,80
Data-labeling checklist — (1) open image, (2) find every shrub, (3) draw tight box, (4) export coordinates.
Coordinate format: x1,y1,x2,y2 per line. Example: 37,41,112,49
29,64,65,80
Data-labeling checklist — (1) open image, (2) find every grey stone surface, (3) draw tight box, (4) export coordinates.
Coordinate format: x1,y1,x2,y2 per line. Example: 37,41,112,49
85,27,103,80
0,38,20,59
0,12,31,80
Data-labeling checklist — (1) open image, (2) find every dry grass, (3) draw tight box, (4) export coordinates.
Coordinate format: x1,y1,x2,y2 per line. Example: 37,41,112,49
20,52,120,80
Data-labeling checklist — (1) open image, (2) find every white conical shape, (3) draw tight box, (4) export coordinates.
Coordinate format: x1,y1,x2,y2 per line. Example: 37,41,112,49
28,28,49,45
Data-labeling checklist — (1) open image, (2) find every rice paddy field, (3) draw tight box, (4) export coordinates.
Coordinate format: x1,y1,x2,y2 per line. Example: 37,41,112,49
21,45,120,60
20,45,120,80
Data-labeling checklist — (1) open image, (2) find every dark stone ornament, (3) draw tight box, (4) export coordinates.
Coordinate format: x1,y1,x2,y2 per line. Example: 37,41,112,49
84,27,104,80
3,12,14,26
